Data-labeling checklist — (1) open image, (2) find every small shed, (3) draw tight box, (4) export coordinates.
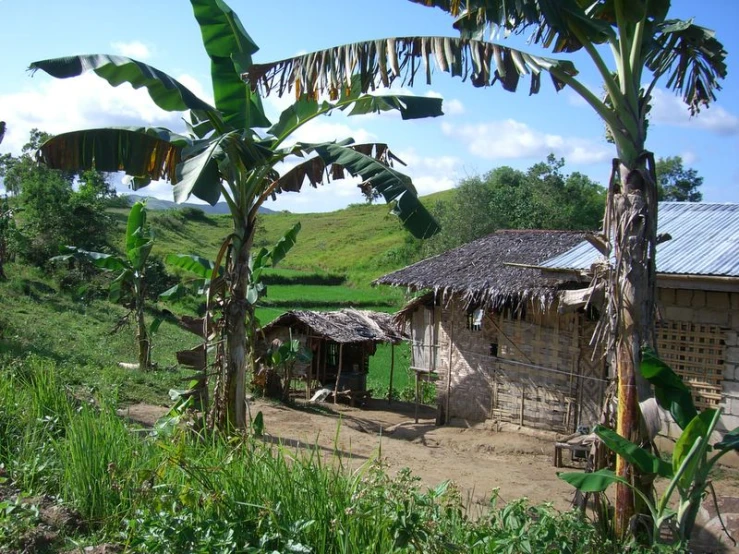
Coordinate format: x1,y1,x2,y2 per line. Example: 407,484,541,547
259,309,405,403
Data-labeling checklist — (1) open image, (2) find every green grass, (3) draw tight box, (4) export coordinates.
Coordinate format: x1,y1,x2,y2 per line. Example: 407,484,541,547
262,283,400,308
0,263,198,406
0,360,633,553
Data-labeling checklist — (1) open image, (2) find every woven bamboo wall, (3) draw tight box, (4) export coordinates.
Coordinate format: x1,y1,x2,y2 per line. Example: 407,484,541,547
492,310,582,433
656,320,725,411
428,297,605,432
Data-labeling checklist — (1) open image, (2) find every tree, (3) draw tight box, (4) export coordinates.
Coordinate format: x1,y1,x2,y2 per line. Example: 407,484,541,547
424,155,605,256
54,201,157,369
246,1,726,537
656,155,703,202
30,0,440,430
0,130,112,265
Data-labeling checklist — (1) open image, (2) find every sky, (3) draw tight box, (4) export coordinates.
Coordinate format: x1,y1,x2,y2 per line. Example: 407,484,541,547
1,0,738,213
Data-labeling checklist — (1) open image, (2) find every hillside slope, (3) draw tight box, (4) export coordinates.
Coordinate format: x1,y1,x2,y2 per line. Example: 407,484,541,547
128,188,454,286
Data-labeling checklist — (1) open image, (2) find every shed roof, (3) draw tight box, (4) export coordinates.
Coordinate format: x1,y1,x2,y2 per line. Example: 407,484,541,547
260,309,405,344
375,230,587,307
540,202,739,277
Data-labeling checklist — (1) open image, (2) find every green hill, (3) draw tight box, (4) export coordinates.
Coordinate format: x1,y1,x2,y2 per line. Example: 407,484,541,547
0,191,452,406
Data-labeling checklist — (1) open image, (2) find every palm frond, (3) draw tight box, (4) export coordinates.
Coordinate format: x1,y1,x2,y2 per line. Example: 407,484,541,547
270,142,439,239
407,0,615,52
245,36,577,100
37,127,188,183
29,55,216,115
644,19,727,115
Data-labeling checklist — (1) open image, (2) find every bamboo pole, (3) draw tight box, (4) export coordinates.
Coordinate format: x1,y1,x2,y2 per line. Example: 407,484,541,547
333,343,344,405
445,308,454,424
388,343,395,404
414,370,420,423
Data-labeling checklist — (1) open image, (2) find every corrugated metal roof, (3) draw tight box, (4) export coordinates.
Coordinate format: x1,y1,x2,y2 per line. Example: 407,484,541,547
540,203,739,277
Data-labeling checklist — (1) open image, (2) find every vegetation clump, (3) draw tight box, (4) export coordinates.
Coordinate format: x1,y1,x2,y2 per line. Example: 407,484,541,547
0,357,676,553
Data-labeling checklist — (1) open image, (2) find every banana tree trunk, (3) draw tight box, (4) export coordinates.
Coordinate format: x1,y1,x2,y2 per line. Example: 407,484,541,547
610,154,658,537
134,279,151,370
218,226,255,430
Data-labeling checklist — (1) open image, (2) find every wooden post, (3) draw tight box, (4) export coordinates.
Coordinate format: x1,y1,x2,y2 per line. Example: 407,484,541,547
306,345,312,401
520,384,525,426
333,343,344,405
414,370,420,423
445,308,454,424
388,343,395,404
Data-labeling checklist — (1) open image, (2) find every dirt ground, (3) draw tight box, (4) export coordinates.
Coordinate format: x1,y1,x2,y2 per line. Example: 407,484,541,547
120,397,739,515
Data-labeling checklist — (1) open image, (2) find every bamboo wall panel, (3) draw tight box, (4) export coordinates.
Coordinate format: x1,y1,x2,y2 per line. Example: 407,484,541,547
657,320,725,411
492,311,581,433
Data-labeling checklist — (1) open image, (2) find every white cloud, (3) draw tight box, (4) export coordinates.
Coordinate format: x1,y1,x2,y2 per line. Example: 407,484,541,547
441,119,611,164
111,40,152,60
680,150,698,165
444,99,465,116
650,88,739,135
396,148,462,195
287,118,375,145
0,72,213,157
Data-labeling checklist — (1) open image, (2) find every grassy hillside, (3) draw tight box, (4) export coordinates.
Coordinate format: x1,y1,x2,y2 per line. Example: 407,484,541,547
129,188,455,286
1,191,457,407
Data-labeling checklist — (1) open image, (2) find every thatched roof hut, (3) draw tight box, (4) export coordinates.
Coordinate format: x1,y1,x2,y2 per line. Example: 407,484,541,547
259,309,406,403
375,230,587,310
260,309,405,344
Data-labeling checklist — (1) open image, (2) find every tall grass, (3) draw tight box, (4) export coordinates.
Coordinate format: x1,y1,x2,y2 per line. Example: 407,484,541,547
0,356,666,553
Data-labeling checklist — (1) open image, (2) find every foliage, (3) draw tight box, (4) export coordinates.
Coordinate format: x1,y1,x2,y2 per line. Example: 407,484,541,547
421,155,606,256
51,201,160,369
656,156,703,202
0,130,113,266
0,357,660,553
0,196,19,280
559,349,738,547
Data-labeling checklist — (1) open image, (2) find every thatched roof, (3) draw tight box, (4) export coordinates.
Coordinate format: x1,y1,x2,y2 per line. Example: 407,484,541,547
260,309,405,344
376,230,587,309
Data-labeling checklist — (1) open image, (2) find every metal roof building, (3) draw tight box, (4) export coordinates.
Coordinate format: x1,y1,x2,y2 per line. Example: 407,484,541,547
540,202,739,278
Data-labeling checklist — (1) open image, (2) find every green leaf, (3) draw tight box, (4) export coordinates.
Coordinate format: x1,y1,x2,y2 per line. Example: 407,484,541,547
38,127,188,184
268,222,301,268
345,94,443,120
715,427,739,451
174,137,225,205
190,0,270,129
126,202,153,270
673,409,717,487
641,347,697,429
279,142,440,239
252,410,265,437
30,55,215,114
558,469,626,493
149,317,164,336
165,254,218,279
159,284,189,301
53,247,127,272
595,425,672,478
109,269,133,303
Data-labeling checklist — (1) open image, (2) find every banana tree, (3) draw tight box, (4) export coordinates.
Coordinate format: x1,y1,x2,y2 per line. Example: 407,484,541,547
560,349,739,546
161,222,302,416
53,201,156,369
29,0,441,430
243,0,726,534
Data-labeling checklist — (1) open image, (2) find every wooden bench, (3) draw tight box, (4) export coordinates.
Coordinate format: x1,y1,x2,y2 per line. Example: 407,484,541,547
553,433,595,468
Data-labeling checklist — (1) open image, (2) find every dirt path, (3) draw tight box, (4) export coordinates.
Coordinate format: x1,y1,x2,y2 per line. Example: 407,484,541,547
123,398,711,512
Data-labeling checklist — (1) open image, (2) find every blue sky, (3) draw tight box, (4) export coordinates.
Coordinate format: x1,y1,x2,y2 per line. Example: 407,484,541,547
1,0,738,212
